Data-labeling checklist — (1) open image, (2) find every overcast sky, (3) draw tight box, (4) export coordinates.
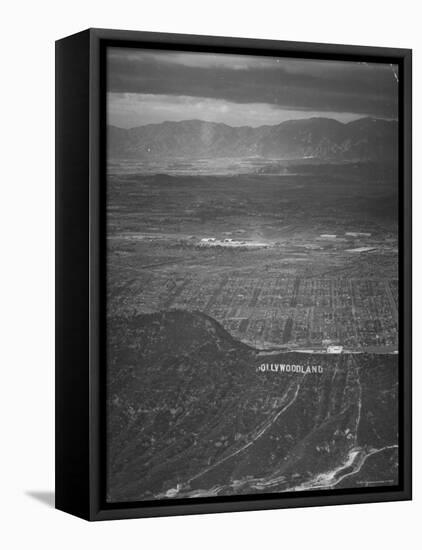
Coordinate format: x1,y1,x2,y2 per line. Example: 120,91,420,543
107,47,398,128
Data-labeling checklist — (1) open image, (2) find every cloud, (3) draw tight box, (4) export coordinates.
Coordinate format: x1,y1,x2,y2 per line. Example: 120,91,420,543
107,48,398,123
107,92,368,128
108,49,277,70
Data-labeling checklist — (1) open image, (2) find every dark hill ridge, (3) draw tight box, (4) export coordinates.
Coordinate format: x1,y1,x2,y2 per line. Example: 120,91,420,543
107,310,398,502
108,117,398,161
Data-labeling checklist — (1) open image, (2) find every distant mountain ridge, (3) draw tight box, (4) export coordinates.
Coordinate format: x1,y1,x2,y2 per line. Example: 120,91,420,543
108,117,398,162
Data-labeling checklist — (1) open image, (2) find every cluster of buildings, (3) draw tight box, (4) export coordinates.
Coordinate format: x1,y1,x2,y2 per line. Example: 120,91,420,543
127,273,398,352
199,237,269,249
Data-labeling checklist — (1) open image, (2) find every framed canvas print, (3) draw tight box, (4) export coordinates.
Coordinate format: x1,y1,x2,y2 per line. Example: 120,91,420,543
55,28,412,520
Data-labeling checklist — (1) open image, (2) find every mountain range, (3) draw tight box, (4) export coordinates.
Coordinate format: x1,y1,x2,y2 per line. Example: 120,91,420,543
108,117,398,162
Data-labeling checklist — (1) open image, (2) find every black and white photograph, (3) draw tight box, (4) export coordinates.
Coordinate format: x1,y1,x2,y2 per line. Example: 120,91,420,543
105,47,401,503
2,0,419,544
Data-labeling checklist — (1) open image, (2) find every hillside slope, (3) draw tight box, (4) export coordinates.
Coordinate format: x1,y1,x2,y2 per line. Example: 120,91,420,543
107,310,398,502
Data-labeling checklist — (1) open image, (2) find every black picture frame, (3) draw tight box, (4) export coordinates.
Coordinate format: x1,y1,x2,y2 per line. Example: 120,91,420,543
55,28,412,521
